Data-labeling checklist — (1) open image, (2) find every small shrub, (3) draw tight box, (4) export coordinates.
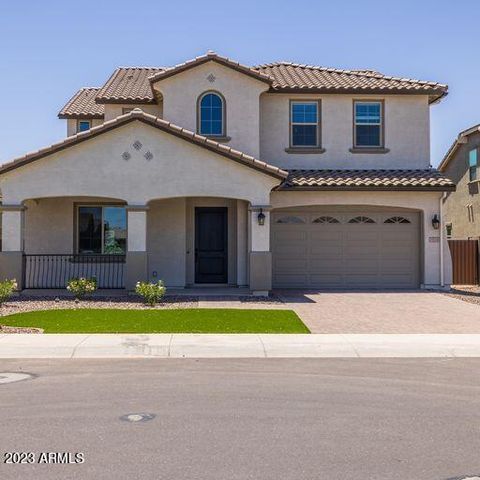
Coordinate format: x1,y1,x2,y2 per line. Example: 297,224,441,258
67,277,97,300
0,279,17,305
135,280,166,306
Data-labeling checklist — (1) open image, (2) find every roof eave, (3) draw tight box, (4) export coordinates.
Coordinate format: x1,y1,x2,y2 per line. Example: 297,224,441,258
94,97,157,105
57,113,105,120
275,185,456,192
268,86,448,98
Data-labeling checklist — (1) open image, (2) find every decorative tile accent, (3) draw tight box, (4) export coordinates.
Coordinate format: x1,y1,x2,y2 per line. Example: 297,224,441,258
207,73,216,83
144,151,153,161
133,140,143,150
121,151,131,161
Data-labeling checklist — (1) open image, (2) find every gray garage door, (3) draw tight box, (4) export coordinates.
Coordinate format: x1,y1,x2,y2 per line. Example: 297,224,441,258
272,209,420,289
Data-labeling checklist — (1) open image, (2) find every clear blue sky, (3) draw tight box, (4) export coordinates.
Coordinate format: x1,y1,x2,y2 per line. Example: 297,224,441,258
0,0,478,166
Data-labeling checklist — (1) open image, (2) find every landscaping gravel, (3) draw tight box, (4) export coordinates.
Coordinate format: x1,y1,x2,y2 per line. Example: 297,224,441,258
444,286,480,306
0,295,200,319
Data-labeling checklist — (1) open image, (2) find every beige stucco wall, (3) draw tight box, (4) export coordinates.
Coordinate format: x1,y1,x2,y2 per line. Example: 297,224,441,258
103,103,163,122
22,196,124,254
67,119,104,137
0,121,279,206
271,190,449,287
147,198,186,287
260,94,430,169
442,131,480,239
151,61,269,158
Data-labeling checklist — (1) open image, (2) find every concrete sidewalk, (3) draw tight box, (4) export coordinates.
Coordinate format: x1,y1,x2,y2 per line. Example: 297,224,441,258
2,333,480,358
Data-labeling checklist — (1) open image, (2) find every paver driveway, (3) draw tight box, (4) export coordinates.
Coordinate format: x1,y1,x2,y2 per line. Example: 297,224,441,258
276,290,480,333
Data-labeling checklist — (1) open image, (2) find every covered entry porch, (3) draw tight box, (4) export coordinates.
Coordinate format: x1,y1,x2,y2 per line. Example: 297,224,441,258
0,112,285,294
3,195,272,294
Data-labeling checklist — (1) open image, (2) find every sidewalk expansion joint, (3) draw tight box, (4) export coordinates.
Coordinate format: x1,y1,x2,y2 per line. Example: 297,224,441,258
257,335,268,358
70,335,91,358
339,334,361,358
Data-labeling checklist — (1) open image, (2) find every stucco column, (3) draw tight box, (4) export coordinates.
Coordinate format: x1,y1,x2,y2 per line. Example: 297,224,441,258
125,205,148,290
0,205,25,289
248,205,272,296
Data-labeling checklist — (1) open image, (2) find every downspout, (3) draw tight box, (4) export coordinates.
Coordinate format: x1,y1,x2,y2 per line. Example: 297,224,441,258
440,192,447,288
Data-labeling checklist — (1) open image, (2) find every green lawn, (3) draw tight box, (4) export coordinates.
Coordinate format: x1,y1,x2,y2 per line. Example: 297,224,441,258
2,308,310,334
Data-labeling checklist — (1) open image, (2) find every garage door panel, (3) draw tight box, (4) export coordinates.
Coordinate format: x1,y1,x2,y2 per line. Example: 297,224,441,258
309,258,344,272
273,274,309,287
309,274,344,287
272,209,420,289
347,261,378,274
380,274,415,286
274,257,309,272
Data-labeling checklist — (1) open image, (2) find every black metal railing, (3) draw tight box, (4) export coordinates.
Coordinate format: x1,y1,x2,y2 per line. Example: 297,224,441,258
23,254,126,289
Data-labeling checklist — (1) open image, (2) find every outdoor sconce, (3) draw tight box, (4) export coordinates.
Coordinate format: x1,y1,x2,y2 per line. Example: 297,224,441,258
432,214,440,230
257,209,266,226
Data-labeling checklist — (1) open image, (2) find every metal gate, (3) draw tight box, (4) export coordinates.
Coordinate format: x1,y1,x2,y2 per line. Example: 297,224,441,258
448,239,479,285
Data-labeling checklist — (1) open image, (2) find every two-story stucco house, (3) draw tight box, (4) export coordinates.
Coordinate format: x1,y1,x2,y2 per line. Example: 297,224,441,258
0,51,455,294
439,124,480,239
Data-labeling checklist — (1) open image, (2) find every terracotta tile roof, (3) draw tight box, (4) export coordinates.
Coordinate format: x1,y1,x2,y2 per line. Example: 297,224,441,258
438,123,480,172
254,62,448,103
0,109,287,180
148,51,273,85
278,169,455,191
58,88,104,119
95,67,164,104
85,54,447,107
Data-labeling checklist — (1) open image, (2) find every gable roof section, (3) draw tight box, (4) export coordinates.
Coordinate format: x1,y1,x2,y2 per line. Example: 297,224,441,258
0,109,287,180
254,62,448,103
95,67,164,104
57,54,448,117
148,51,273,85
278,169,455,191
438,123,480,172
58,88,105,119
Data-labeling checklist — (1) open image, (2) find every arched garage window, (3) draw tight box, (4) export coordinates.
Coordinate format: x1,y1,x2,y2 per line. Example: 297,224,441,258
198,92,225,136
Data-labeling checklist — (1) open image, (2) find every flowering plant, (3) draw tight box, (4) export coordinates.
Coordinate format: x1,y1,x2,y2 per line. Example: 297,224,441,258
66,277,97,300
0,279,17,305
135,280,166,306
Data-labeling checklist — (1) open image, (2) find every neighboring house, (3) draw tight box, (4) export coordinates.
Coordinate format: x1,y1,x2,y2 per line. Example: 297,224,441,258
0,51,455,294
439,124,480,239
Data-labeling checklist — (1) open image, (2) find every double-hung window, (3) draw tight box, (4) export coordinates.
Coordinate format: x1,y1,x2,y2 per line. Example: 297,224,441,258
469,148,478,182
77,206,127,254
354,101,383,148
77,120,91,133
290,101,320,147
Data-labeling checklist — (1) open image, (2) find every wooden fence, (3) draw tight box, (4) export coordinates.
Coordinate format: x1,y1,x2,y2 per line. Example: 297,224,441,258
448,239,479,285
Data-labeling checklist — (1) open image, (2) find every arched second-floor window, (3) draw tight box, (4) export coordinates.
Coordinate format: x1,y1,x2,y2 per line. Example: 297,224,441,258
198,92,225,136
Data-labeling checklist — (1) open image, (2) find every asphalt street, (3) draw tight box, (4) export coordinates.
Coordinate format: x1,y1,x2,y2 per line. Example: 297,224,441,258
1,358,480,480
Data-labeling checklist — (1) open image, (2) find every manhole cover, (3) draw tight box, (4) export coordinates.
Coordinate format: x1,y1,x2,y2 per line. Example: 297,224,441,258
0,372,35,385
120,413,156,423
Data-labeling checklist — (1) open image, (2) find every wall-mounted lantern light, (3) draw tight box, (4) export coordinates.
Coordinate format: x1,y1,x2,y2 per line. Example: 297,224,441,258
257,208,266,226
432,214,440,230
